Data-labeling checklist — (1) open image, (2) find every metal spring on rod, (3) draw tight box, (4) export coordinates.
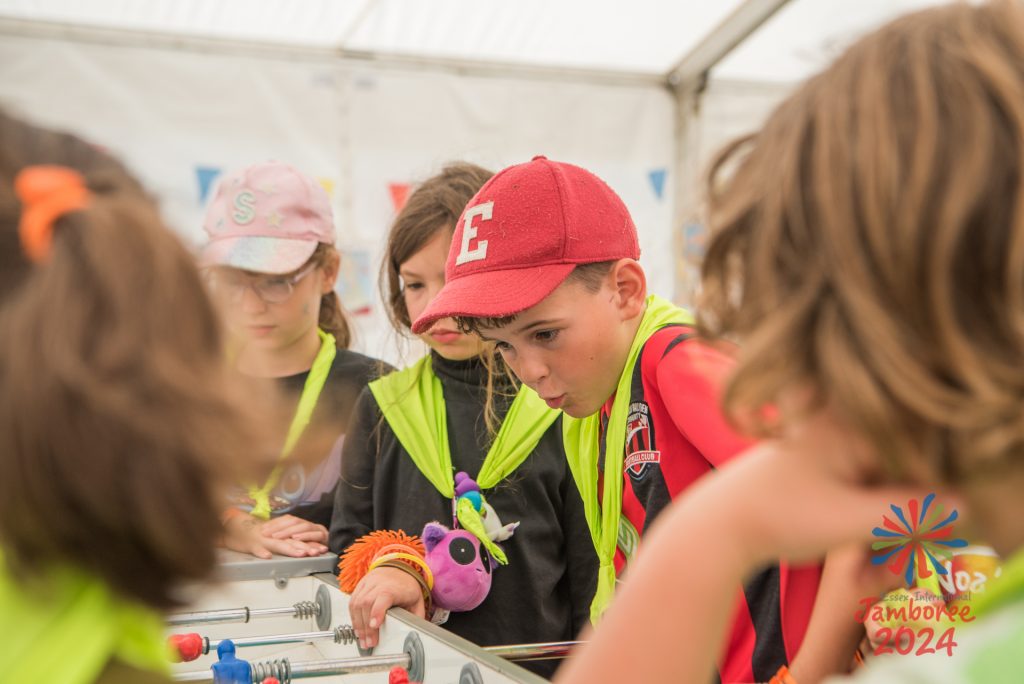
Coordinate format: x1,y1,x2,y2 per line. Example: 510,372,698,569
250,658,291,684
291,600,318,619
333,624,357,644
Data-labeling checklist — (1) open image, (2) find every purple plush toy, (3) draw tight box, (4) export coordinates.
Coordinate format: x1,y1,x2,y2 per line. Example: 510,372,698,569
422,522,494,612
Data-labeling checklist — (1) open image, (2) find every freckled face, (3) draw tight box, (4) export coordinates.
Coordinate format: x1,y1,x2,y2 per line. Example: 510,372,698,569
481,279,630,418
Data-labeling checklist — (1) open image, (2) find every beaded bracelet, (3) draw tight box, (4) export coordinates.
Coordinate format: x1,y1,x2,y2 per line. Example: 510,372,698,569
368,552,435,590
372,559,434,616
373,543,423,559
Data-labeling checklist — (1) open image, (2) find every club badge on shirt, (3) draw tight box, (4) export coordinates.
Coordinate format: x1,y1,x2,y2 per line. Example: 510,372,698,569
624,401,661,482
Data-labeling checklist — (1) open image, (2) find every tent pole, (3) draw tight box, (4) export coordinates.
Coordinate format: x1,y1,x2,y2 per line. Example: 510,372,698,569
666,0,793,91
667,0,793,304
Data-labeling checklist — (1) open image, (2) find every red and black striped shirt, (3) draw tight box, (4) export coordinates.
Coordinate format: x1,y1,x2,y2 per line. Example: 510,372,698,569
598,325,821,683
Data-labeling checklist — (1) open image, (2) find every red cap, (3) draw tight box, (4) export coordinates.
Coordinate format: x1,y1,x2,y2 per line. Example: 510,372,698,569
411,156,638,334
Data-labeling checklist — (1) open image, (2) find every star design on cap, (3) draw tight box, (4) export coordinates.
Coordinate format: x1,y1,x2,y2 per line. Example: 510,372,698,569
266,211,283,228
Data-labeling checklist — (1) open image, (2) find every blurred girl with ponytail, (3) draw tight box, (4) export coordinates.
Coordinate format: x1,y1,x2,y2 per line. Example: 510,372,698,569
0,109,262,683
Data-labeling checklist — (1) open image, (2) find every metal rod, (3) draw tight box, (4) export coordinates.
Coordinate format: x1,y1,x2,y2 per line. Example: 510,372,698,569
177,625,355,656
249,606,310,620
172,653,410,682
167,602,316,627
289,653,410,677
172,638,582,681
166,608,251,626
225,630,335,650
483,640,581,662
174,630,577,661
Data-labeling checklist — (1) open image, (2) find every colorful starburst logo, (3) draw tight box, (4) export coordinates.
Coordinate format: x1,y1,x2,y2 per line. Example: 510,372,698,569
871,493,968,586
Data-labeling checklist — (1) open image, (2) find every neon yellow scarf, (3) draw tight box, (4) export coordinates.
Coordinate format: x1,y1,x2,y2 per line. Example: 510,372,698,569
248,328,337,520
369,355,559,563
0,553,169,683
563,295,694,623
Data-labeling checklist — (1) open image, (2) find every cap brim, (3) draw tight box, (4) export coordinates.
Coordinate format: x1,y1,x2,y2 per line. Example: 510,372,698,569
411,263,576,334
199,236,318,274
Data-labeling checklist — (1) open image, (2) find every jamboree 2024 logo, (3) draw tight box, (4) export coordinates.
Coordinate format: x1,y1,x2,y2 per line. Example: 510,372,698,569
857,493,979,657
871,492,968,586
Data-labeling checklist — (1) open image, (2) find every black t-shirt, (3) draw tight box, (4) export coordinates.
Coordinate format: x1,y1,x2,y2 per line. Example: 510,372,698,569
329,352,597,678
229,347,388,527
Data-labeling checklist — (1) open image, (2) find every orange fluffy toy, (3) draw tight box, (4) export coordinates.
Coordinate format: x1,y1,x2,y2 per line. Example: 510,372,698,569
338,529,425,593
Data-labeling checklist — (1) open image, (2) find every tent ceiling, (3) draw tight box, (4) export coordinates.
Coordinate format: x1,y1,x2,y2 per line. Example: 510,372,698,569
715,0,950,82
0,0,747,76
0,0,958,83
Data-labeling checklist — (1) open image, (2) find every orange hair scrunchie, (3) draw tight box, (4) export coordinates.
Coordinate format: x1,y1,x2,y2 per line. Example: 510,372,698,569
15,165,91,263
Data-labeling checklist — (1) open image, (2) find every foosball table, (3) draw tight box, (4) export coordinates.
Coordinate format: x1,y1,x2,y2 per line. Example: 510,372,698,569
167,551,575,684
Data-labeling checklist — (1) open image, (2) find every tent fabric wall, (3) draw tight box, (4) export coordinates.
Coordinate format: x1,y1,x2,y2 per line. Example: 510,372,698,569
0,30,675,364
672,78,793,309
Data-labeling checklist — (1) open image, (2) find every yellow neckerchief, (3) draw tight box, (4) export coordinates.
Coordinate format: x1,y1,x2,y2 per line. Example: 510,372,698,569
562,295,694,623
369,354,559,563
248,328,337,519
0,551,169,683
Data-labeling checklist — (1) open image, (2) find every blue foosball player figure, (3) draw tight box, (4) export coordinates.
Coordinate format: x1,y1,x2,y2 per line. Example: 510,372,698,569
212,639,251,684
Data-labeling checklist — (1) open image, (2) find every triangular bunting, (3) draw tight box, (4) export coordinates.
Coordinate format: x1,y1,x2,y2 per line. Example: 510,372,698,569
317,177,335,198
388,183,411,212
648,168,667,200
196,166,222,205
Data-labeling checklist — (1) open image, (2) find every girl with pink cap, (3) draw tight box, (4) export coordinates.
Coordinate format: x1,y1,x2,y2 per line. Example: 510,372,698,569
201,161,386,559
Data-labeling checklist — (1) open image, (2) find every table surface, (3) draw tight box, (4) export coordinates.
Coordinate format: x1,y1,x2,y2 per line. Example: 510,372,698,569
211,549,339,582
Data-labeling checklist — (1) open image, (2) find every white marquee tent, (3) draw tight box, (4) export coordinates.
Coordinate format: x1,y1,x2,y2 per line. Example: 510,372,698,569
0,0,950,360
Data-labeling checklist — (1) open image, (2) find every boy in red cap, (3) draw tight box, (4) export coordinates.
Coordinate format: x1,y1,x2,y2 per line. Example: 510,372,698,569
412,156,821,682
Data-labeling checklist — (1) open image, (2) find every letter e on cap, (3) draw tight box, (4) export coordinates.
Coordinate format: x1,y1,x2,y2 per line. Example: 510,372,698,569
455,201,493,266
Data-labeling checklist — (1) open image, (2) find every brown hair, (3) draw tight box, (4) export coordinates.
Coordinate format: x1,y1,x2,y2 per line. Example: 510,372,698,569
309,242,352,348
699,1,1024,482
0,110,262,609
379,162,524,434
382,161,495,330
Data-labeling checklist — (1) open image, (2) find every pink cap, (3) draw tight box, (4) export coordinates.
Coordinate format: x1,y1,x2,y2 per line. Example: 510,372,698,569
411,156,639,333
200,161,335,274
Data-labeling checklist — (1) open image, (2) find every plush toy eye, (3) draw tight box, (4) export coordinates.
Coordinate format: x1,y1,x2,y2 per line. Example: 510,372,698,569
448,537,477,566
479,544,492,574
